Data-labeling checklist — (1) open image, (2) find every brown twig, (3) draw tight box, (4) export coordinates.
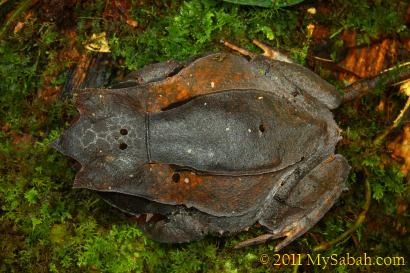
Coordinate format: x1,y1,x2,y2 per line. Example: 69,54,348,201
220,39,256,59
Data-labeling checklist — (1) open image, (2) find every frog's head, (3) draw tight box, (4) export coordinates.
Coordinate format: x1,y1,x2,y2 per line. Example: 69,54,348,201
51,89,147,190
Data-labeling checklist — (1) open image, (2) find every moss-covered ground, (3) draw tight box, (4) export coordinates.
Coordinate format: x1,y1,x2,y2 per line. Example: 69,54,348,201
1,0,409,272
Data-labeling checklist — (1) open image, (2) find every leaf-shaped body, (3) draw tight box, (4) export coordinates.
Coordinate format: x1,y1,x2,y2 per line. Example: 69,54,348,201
53,53,350,248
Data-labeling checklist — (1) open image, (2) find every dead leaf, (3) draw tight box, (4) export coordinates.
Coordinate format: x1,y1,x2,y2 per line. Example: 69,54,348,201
11,132,33,147
126,18,138,28
13,10,32,34
340,30,357,48
13,22,24,34
388,124,410,176
37,86,61,103
57,28,80,62
387,81,410,175
306,23,315,38
1,123,11,133
404,38,410,52
84,32,110,53
400,80,410,97
397,198,408,215
338,39,398,83
311,25,329,42
394,221,407,235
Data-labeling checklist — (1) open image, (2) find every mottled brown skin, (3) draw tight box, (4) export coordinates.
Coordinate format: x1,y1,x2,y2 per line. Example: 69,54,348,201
52,50,350,252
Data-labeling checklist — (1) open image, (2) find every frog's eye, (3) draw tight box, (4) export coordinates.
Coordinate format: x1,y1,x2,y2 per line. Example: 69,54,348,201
120,128,128,135
119,143,128,150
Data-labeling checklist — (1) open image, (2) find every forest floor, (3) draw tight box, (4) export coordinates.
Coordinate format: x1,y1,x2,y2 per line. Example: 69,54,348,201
1,0,410,272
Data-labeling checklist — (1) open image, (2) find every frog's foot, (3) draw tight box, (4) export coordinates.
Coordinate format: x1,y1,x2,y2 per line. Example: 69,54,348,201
234,154,350,251
222,39,293,63
233,209,327,251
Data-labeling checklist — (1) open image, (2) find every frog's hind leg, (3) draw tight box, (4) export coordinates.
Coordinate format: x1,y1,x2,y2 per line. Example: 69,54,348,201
222,39,294,63
234,154,350,251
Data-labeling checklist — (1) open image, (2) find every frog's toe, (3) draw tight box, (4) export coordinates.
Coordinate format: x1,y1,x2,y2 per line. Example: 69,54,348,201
233,233,278,249
270,220,316,252
233,218,315,250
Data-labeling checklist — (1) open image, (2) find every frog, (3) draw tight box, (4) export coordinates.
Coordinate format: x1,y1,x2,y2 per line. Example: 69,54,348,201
52,40,352,252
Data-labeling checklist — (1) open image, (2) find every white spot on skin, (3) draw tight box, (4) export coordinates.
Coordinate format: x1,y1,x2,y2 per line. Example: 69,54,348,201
184,178,190,183
187,149,192,154
204,102,207,106
258,96,263,100
211,81,215,88
226,127,230,131
99,150,103,153
92,113,96,116
129,174,134,178
99,94,103,98
108,186,112,190
248,129,252,133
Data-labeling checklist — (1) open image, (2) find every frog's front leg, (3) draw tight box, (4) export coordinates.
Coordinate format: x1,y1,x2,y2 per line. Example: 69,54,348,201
235,154,350,251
